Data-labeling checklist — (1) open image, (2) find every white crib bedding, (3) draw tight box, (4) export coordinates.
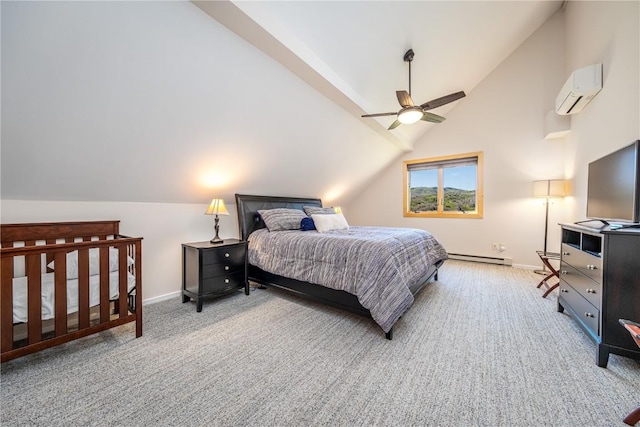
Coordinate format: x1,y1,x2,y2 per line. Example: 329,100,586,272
12,271,136,324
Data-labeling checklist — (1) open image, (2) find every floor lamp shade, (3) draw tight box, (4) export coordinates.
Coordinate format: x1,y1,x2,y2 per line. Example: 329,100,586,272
533,179,566,198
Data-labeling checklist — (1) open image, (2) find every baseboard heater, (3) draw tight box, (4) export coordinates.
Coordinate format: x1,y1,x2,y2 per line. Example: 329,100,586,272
448,253,513,266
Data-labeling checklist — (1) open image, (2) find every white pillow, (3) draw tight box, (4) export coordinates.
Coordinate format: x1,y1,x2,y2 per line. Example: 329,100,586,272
48,247,134,279
311,213,349,233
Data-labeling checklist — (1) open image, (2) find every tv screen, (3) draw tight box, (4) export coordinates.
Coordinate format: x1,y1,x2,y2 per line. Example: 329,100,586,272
586,140,640,223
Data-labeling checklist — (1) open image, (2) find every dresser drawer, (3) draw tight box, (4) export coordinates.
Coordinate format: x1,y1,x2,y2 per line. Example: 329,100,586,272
201,245,246,266
202,272,245,295
559,261,602,309
559,281,599,336
561,243,602,284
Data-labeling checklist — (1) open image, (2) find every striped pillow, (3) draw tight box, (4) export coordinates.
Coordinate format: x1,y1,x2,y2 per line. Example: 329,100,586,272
303,206,336,216
258,208,307,231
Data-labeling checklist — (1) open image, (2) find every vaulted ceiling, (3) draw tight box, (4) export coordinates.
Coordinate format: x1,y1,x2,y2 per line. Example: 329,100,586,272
1,1,563,205
194,1,563,150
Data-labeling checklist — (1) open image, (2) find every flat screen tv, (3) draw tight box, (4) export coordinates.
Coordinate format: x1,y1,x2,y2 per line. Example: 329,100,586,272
586,140,640,225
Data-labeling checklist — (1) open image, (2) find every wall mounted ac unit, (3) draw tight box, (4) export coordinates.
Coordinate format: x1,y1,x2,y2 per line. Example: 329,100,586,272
555,63,603,115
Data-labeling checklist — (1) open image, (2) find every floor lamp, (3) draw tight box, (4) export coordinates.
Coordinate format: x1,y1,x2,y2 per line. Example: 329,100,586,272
533,179,566,274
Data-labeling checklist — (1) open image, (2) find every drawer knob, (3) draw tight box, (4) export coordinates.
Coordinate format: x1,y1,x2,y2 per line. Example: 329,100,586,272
224,278,230,284
224,253,230,258
562,251,570,256
560,270,568,275
587,264,597,270
561,289,569,293
585,312,595,318
224,265,229,271
586,289,596,294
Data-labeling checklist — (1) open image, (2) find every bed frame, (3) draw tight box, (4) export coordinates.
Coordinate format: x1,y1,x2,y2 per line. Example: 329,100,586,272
235,194,443,339
1,221,142,362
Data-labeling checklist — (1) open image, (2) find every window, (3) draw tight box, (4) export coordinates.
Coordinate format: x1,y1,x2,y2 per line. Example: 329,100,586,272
403,152,483,218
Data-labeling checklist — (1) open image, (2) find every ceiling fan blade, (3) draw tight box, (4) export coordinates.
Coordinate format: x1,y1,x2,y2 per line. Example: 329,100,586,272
388,120,402,130
362,112,398,118
396,90,415,108
421,112,446,123
420,91,466,111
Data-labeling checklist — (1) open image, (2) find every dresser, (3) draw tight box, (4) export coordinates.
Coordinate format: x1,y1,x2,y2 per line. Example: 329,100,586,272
558,223,640,367
182,239,249,312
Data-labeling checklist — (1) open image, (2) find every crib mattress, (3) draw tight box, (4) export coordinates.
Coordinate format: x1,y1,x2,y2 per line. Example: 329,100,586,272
12,271,136,324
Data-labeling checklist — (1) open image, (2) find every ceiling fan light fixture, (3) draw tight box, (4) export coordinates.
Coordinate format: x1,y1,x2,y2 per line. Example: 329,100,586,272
397,107,423,124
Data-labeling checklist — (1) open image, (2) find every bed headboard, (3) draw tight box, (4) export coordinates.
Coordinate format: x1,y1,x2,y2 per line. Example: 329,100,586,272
235,194,322,241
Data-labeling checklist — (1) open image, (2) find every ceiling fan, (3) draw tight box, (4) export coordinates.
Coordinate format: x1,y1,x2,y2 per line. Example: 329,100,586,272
362,49,466,130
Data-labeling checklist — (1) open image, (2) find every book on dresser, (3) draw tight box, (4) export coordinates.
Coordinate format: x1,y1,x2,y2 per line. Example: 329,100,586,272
558,223,640,367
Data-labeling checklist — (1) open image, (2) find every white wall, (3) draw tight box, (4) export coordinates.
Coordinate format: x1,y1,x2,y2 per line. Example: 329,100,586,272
562,1,640,221
0,199,241,302
1,1,399,206
345,11,569,268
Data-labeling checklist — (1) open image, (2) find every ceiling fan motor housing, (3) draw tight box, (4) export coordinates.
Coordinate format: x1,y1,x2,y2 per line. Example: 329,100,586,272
403,49,414,62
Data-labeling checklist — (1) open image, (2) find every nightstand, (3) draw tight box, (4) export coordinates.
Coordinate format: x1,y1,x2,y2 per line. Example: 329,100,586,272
181,239,249,312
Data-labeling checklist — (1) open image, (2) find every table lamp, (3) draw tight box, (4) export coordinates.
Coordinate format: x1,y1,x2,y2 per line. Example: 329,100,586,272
205,198,229,244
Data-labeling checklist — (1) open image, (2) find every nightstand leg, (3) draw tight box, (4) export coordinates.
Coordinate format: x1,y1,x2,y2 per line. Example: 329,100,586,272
182,293,190,303
197,299,203,312
244,282,250,295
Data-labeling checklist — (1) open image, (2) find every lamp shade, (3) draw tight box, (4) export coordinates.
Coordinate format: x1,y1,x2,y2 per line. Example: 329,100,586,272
205,198,229,216
533,179,566,198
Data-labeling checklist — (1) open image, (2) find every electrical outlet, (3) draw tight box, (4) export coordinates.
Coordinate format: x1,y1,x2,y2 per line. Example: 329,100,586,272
492,243,506,252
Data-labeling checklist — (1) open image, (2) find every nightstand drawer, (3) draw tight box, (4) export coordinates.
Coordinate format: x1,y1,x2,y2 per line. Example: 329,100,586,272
559,262,602,309
201,246,245,266
202,262,243,279
202,272,245,295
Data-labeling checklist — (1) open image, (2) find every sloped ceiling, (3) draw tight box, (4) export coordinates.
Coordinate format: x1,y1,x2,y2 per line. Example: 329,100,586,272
1,1,562,206
194,0,563,149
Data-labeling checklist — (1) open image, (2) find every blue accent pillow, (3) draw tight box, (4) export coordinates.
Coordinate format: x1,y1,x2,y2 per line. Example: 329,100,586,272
300,217,316,231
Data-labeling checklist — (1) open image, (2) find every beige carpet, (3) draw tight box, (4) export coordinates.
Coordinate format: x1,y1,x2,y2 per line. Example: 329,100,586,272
2,260,638,426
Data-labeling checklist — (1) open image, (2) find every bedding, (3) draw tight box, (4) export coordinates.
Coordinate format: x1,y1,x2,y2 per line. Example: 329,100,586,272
47,247,135,279
248,226,448,332
12,271,136,324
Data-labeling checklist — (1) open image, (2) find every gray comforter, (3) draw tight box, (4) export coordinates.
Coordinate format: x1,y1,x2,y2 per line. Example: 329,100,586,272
248,226,448,333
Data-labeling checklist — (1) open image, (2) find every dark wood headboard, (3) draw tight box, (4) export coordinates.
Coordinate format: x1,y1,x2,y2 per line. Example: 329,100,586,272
235,194,322,241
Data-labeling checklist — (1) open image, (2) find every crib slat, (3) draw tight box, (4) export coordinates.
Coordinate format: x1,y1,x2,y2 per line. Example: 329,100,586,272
118,246,127,318
1,257,14,353
99,246,109,323
134,241,143,338
77,248,90,330
54,252,68,336
45,239,56,272
26,254,42,344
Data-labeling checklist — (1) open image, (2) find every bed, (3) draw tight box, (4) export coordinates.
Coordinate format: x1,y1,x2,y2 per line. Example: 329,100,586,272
235,194,447,339
1,221,142,362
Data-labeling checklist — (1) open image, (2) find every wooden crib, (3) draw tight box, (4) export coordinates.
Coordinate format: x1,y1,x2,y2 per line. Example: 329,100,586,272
1,221,142,362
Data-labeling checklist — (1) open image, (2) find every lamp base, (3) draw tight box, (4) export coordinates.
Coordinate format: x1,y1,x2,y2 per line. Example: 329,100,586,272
210,236,224,244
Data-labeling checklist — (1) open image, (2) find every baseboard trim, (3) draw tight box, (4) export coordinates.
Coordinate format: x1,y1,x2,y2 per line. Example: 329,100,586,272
448,253,513,266
143,290,181,306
